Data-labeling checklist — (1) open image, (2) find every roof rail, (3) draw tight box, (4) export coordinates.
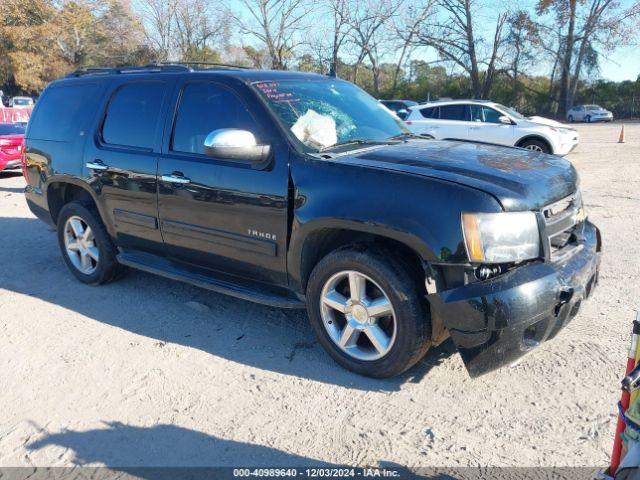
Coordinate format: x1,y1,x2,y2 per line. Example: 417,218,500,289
66,64,192,78
157,61,252,70
66,61,253,78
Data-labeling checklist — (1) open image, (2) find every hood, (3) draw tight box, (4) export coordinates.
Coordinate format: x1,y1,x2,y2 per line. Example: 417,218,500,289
526,116,568,128
338,140,578,211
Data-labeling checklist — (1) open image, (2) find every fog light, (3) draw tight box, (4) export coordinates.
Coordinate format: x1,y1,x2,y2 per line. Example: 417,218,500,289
474,265,503,281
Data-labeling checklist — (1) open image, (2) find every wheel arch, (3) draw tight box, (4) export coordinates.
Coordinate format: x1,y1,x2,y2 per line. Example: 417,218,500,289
289,220,435,295
45,177,111,234
515,135,553,154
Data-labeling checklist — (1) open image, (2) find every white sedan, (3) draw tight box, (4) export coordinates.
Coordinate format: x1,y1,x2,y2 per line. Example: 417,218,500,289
567,104,613,123
405,100,579,155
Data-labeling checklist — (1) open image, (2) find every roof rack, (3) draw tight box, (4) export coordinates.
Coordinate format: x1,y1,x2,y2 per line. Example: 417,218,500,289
66,64,191,78
157,61,252,70
66,61,253,78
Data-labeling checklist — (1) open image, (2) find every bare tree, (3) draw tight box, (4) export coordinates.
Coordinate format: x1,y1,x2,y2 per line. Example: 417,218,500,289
505,11,539,101
416,0,507,98
137,0,178,60
537,0,640,112
390,0,435,93
538,0,577,114
232,0,309,69
326,0,352,76
173,0,230,60
347,0,401,94
568,0,640,105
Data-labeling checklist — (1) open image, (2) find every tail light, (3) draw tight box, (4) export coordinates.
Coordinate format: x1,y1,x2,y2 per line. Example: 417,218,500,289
405,120,412,125
20,138,28,179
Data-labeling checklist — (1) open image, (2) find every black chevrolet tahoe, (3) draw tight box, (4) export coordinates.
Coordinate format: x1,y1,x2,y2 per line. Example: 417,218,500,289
22,64,601,378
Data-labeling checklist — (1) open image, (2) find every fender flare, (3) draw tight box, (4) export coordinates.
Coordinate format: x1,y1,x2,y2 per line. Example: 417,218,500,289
287,217,440,292
44,175,114,236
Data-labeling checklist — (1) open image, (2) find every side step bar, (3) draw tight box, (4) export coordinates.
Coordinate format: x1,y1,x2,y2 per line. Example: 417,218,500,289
117,251,305,309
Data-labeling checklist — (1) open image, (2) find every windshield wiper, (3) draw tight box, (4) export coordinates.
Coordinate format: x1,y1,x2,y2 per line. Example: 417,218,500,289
390,132,434,141
319,139,394,152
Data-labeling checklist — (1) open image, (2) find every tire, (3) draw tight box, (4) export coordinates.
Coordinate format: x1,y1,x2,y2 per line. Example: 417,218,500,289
520,138,551,154
56,201,122,285
585,115,591,123
306,245,431,378
568,115,573,123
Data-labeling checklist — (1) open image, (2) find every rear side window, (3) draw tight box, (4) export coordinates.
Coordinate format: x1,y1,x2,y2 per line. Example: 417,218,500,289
171,82,258,155
420,107,438,118
102,82,165,149
28,84,98,142
384,101,402,111
439,104,469,121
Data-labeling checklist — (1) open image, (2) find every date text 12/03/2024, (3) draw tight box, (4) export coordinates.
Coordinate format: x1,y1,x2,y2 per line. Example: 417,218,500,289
232,468,402,477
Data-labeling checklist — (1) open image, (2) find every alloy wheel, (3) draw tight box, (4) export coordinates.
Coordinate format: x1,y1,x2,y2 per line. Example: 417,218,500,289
525,144,544,152
63,215,99,275
320,270,397,361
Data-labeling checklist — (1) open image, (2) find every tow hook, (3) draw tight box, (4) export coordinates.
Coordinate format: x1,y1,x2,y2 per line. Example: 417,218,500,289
554,287,574,316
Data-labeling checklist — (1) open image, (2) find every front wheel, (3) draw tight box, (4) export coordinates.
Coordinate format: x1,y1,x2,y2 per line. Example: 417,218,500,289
585,115,592,123
306,246,431,378
520,139,551,154
568,115,574,123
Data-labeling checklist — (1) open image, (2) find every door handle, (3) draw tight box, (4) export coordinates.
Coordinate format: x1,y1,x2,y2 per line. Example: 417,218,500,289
161,173,191,184
86,161,109,171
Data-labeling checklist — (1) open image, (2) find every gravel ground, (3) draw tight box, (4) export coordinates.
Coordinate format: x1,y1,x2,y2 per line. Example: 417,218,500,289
0,121,638,468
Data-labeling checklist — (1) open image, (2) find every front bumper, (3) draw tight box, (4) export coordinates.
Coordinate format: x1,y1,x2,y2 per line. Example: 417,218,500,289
429,220,601,377
555,133,579,156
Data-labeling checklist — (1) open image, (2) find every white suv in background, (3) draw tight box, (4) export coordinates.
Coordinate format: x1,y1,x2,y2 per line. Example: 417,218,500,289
405,100,579,155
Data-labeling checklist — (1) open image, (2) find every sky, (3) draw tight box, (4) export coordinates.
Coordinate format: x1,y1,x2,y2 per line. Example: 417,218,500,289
599,46,640,82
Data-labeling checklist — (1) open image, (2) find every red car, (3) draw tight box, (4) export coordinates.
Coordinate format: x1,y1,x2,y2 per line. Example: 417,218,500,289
0,123,26,173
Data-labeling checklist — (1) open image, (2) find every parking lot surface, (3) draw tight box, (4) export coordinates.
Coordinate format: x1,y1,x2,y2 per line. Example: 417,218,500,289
1,122,639,467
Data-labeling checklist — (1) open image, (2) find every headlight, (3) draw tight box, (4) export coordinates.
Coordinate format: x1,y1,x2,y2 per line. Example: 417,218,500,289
549,127,572,134
461,212,541,263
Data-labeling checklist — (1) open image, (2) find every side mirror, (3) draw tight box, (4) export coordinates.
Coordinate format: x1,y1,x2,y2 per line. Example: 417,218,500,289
498,115,513,125
397,108,409,120
204,129,271,170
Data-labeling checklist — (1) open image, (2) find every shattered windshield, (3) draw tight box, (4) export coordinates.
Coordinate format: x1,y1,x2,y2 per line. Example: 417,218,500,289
253,79,408,152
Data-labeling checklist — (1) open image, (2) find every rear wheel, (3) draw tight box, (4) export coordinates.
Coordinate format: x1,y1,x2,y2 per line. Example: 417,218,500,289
520,138,551,154
568,115,574,123
306,246,431,378
585,115,592,123
57,202,122,285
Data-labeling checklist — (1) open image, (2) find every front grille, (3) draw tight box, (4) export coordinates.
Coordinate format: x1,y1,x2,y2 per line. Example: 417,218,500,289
541,192,583,261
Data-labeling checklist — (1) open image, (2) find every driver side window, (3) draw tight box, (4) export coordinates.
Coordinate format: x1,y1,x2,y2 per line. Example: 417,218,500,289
171,82,258,155
481,107,502,124
470,105,502,123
